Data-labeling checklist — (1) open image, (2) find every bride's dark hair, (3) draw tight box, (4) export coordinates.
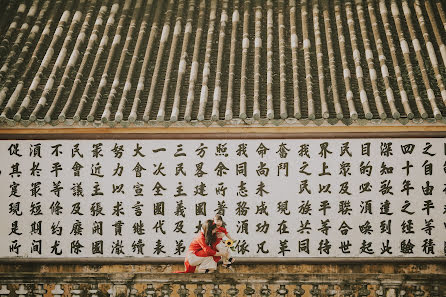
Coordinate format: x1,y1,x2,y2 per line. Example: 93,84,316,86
203,219,217,246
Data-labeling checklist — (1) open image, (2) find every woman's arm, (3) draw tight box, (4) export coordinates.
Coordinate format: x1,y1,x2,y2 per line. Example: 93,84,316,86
226,232,235,242
197,234,217,256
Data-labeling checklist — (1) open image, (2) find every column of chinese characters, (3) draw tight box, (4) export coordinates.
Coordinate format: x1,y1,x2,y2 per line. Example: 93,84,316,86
2,139,445,257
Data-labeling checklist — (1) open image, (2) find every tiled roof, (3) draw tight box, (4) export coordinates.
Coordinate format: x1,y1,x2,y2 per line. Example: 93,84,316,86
0,0,445,127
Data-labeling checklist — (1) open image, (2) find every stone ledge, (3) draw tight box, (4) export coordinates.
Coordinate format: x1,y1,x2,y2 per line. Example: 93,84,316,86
0,272,445,284
1,257,446,264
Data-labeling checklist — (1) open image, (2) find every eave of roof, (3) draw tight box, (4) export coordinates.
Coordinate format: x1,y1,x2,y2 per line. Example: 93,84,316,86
0,0,445,128
1,117,445,130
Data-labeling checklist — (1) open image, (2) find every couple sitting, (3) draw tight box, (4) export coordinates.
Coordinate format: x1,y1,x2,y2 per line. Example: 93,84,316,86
176,215,235,273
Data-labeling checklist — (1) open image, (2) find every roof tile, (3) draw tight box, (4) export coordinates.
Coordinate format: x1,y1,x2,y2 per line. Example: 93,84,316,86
0,0,445,127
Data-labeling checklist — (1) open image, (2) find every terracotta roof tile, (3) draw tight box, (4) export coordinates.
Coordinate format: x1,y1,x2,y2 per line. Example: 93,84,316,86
0,0,445,127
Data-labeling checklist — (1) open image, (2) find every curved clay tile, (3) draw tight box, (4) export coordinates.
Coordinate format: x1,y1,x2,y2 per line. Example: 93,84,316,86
238,0,250,120
170,0,197,122
389,0,428,118
334,0,358,119
170,0,196,122
0,0,445,126
424,1,446,68
196,0,217,121
277,0,287,119
253,0,262,120
401,0,441,119
312,0,328,119
157,0,185,122
0,0,40,83
266,0,274,120
302,0,315,119
58,1,112,122
345,0,372,119
115,0,155,123
322,1,343,119
86,0,132,122
0,0,28,59
57,0,111,122
184,1,206,121
0,0,51,111
45,1,97,122
142,0,175,122
224,0,239,120
102,0,145,123
0,1,19,36
414,0,446,108
365,1,400,119
128,1,163,123
355,0,387,119
14,0,75,121
377,0,413,119
0,0,64,120
211,0,229,121
437,0,446,32
289,0,301,119
29,0,88,122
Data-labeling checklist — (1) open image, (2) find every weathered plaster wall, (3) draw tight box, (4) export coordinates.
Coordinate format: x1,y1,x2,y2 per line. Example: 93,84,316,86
2,263,446,274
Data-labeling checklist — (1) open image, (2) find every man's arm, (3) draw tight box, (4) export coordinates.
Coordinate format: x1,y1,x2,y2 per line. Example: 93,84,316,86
226,232,235,242
197,235,217,256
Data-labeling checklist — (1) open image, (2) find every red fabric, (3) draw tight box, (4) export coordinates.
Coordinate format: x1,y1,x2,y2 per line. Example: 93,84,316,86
195,249,221,262
188,232,217,256
214,237,222,246
175,259,196,273
216,226,228,234
174,232,218,273
214,226,227,248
